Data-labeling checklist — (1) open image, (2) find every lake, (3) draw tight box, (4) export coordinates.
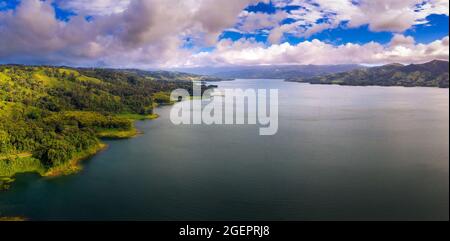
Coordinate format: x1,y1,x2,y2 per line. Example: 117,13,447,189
0,79,448,220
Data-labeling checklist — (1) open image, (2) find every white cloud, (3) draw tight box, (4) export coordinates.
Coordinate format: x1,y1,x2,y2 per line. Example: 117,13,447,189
0,0,448,67
237,10,287,33
0,0,264,67
55,0,131,15
390,34,416,47
182,35,449,66
263,0,450,43
268,23,297,43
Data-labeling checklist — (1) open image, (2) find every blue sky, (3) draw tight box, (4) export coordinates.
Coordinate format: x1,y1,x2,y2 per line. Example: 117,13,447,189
0,0,448,67
220,1,449,45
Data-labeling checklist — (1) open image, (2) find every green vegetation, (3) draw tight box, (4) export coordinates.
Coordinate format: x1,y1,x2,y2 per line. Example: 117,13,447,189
97,129,140,139
287,60,449,88
0,156,45,177
117,113,160,121
152,91,175,105
0,216,26,221
0,65,216,188
44,143,107,177
0,177,16,191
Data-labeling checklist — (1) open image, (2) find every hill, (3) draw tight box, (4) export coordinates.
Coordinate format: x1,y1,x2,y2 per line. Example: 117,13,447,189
84,68,224,82
0,65,213,187
287,60,449,88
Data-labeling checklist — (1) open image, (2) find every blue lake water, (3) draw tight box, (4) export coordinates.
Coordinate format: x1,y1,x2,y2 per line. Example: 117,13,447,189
0,79,448,220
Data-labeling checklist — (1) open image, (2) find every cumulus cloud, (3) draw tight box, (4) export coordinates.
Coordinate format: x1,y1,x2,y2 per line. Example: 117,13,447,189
183,35,449,66
0,0,102,63
390,34,416,47
236,10,287,33
265,0,450,43
0,0,448,67
55,0,131,15
268,23,296,44
0,0,264,67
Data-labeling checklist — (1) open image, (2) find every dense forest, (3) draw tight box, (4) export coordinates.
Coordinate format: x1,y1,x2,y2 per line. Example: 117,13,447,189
286,60,449,88
0,65,215,189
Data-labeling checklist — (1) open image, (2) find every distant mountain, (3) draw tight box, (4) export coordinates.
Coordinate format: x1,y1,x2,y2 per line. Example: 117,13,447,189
287,60,449,88
172,64,363,79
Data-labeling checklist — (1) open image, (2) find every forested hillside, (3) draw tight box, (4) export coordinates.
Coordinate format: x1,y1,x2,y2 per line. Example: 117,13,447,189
0,65,210,188
286,60,449,88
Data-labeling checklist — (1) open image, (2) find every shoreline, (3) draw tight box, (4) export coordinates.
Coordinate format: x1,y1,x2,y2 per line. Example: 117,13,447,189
0,142,110,186
43,142,108,177
38,112,161,177
96,114,159,139
0,216,26,221
0,113,161,186
284,79,450,89
0,113,161,220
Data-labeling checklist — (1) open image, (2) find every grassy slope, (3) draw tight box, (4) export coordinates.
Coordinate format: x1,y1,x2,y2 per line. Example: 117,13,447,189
97,128,140,139
0,156,45,177
0,216,27,221
0,66,163,184
118,113,160,121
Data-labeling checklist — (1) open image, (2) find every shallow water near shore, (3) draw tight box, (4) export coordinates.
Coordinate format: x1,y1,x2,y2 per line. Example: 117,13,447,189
0,79,448,220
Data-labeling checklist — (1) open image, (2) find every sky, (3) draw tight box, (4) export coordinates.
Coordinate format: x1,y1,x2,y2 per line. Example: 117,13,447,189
0,0,448,68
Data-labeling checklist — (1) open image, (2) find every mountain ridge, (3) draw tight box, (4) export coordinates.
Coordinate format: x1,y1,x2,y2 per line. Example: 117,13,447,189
171,64,364,79
287,60,449,88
